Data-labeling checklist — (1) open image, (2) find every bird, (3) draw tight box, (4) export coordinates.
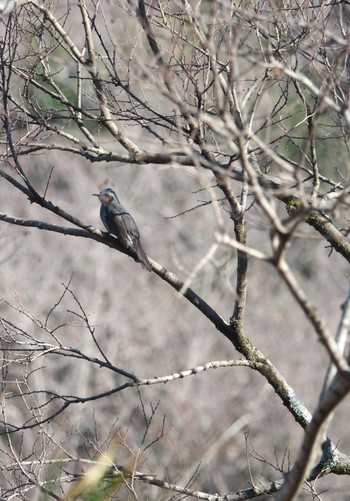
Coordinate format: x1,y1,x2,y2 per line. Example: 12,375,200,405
93,187,152,272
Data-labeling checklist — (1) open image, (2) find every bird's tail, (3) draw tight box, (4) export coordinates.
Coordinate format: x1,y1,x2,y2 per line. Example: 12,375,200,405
135,240,152,272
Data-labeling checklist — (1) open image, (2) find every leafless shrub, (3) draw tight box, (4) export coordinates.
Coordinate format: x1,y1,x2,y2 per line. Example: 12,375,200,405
0,1,350,499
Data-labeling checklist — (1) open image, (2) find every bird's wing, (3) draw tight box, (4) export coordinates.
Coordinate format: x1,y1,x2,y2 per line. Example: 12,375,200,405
110,213,132,247
113,208,143,247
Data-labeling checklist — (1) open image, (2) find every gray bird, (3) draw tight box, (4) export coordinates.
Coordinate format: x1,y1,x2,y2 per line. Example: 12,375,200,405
93,188,152,272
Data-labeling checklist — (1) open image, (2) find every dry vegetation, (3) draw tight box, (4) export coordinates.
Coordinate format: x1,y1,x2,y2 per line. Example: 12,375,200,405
0,1,350,500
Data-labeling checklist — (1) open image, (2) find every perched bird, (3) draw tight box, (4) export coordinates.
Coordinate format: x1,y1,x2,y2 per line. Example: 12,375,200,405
93,187,152,272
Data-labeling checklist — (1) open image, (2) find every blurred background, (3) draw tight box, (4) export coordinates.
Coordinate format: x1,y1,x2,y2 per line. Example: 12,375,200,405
0,1,349,499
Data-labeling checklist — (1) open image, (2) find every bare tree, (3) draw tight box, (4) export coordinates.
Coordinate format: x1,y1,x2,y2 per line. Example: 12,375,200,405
0,1,350,499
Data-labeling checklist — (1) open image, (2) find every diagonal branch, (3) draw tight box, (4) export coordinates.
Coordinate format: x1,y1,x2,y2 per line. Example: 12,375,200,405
0,201,312,430
277,371,350,501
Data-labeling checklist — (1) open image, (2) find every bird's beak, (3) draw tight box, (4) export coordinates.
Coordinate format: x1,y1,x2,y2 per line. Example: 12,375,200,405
92,193,99,197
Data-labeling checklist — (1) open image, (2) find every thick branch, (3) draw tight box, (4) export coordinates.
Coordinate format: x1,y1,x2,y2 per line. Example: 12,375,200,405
277,372,350,501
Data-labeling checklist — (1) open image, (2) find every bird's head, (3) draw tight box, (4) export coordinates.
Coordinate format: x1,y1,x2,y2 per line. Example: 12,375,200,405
92,188,118,204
